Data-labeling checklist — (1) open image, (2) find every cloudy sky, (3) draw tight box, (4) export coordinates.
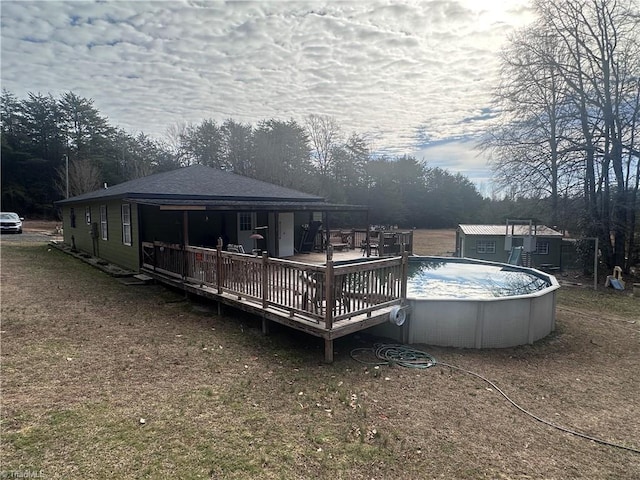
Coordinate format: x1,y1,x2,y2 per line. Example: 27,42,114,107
1,0,534,190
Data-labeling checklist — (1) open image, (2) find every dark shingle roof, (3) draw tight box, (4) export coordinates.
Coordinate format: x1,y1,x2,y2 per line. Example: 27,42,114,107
56,165,325,205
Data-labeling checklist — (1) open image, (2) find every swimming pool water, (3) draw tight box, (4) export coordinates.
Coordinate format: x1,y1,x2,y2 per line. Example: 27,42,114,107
407,259,551,299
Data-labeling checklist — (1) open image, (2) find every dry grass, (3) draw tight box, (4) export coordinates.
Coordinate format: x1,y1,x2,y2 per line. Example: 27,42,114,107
1,231,639,479
411,228,457,256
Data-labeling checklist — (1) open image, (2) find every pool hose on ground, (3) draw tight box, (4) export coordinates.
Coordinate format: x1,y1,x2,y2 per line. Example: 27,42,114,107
350,343,640,455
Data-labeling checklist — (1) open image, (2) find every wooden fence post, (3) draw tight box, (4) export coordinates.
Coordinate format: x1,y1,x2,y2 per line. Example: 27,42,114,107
401,251,409,301
262,252,268,309
262,252,270,335
216,241,223,295
325,250,334,332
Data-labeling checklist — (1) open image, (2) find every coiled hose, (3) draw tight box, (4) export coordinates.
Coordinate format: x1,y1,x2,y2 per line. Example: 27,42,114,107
350,343,640,454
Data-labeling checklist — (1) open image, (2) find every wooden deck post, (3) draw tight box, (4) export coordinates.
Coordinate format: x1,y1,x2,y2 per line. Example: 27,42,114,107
401,251,409,300
261,252,268,309
216,241,223,295
324,338,334,363
325,248,334,332
182,211,189,246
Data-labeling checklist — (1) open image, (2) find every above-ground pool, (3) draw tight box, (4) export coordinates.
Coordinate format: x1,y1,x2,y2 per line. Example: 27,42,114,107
407,259,553,300
376,256,560,349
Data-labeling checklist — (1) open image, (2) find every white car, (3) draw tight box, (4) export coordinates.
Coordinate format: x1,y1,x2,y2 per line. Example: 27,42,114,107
0,212,24,234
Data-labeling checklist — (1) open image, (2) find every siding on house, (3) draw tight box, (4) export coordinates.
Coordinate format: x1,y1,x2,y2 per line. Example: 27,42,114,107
63,201,140,271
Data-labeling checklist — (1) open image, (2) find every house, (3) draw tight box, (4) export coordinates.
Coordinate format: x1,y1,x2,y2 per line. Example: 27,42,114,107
54,166,409,363
455,224,564,269
55,165,367,272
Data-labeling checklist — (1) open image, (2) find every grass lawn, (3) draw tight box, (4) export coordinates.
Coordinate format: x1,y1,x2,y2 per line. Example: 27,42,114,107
1,235,639,479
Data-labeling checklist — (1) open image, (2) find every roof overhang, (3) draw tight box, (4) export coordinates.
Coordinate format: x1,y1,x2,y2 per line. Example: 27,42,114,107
127,198,368,212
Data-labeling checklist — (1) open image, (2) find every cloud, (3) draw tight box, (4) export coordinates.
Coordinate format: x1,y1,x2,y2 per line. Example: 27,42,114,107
412,136,496,193
0,0,534,185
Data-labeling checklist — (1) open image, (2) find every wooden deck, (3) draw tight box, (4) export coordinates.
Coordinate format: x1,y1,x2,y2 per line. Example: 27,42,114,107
141,241,409,362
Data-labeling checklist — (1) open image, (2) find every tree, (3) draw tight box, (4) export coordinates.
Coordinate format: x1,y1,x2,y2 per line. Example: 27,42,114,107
306,114,342,196
179,119,225,169
221,119,253,176
251,119,314,189
484,25,581,227
365,156,406,225
327,132,370,204
58,92,116,185
485,0,640,270
538,0,640,269
55,157,102,198
422,167,484,228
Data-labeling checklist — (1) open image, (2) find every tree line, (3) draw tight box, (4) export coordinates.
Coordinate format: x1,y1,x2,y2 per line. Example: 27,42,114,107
1,91,487,228
3,1,637,272
483,0,640,271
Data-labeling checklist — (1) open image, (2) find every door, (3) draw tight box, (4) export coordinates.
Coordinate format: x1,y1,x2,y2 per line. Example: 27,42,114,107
237,212,255,252
278,212,294,257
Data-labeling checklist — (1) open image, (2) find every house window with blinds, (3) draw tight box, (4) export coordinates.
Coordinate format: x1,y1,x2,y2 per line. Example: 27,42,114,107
100,205,108,240
121,203,132,246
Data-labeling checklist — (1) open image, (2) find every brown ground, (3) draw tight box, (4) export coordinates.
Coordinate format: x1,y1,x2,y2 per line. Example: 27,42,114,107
1,228,639,479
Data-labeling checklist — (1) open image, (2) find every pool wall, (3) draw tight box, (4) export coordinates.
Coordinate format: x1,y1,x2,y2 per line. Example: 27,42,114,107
371,257,560,348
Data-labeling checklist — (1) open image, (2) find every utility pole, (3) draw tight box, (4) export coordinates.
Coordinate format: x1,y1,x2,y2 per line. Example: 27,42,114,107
65,154,69,199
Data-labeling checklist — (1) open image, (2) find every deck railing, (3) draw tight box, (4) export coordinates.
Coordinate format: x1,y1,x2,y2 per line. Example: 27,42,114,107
319,229,413,256
141,241,407,329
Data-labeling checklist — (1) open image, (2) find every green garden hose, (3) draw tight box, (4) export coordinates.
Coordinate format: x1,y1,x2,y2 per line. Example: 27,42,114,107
350,343,640,454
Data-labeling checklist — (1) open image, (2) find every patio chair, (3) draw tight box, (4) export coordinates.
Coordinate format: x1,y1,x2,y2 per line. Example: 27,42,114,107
360,231,379,256
227,244,245,253
300,271,350,314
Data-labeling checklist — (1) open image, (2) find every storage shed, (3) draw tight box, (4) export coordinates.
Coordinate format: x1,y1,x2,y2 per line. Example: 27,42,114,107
456,224,564,269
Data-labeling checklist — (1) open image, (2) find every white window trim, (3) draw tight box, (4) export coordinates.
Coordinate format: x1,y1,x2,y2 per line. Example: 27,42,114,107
122,203,132,246
477,240,496,254
535,240,550,255
85,206,91,225
239,212,252,231
100,205,108,240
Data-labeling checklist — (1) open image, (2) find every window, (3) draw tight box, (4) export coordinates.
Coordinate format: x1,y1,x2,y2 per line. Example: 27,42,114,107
535,240,549,255
476,240,496,254
121,203,131,246
85,206,91,225
100,205,108,240
239,212,252,231
70,208,76,228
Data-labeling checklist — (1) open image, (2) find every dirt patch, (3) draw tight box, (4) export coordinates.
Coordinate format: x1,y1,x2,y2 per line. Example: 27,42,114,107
1,237,639,479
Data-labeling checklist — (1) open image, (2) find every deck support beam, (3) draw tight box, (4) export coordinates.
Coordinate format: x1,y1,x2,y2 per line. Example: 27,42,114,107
324,338,334,363
262,317,270,336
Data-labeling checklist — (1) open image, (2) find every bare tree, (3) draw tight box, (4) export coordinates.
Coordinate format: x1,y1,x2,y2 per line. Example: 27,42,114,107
537,0,640,269
164,121,189,166
485,0,640,270
306,114,342,176
55,157,102,198
482,25,579,227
